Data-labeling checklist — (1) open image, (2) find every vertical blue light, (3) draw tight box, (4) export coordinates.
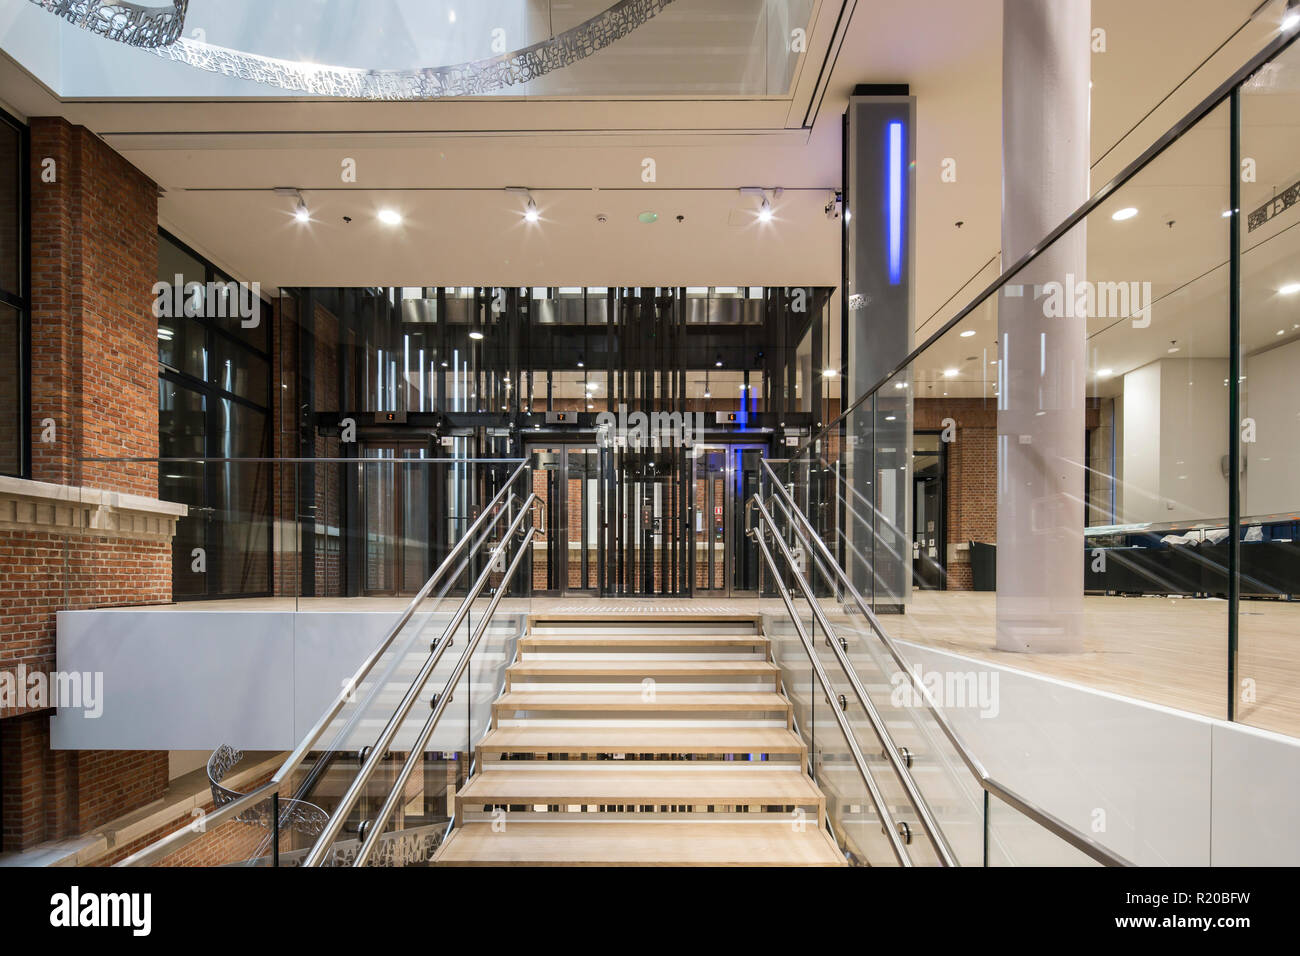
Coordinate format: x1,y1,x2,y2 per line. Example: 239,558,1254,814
888,120,903,285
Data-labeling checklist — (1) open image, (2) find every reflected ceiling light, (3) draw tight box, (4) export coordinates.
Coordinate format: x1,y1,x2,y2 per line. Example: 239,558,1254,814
822,368,838,378
1277,329,1286,336
1111,207,1138,221
884,415,897,422
1285,0,1300,30
1279,283,1300,295
960,329,975,337
943,368,958,377
1222,209,1235,218
378,208,402,225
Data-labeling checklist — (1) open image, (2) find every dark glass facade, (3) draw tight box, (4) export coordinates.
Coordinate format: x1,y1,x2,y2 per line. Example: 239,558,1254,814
157,231,272,598
0,109,27,478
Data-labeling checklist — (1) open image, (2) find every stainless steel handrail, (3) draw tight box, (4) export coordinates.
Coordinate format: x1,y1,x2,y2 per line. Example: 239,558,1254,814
302,495,538,867
353,526,536,866
759,459,1133,867
753,497,956,866
116,460,530,867
749,528,911,867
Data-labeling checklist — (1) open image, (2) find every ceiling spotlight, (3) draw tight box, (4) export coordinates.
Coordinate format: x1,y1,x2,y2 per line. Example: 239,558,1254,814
378,208,402,226
294,197,310,223
758,197,774,223
703,388,711,398
524,198,540,223
715,355,723,367
1280,283,1300,295
1111,207,1138,221
959,329,975,337
577,355,585,368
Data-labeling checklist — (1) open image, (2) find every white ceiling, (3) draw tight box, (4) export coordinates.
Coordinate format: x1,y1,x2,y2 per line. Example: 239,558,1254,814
0,0,1289,351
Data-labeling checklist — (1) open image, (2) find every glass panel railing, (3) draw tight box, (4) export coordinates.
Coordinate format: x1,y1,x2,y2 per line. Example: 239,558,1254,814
298,496,536,867
114,458,531,866
764,17,1300,866
984,793,1102,867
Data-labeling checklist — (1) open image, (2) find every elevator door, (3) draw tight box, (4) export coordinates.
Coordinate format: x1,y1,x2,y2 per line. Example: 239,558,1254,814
611,447,688,597
527,444,600,595
692,444,766,597
362,443,431,595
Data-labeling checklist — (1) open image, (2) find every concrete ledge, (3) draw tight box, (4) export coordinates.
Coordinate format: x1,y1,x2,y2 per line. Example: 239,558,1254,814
0,475,187,541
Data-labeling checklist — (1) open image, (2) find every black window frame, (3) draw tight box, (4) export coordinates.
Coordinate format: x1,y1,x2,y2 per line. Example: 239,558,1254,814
0,105,30,480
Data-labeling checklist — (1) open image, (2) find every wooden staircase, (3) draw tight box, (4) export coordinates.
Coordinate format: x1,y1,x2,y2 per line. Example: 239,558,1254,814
432,615,846,866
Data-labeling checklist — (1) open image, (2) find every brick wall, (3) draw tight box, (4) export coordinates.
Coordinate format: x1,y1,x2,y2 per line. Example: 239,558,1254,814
0,117,171,852
28,117,158,494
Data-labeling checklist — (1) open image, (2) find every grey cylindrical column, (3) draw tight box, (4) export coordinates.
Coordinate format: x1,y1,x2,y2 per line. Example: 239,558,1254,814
996,0,1090,652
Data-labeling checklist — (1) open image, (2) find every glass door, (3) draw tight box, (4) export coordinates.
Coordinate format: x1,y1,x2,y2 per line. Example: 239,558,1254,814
526,443,600,595
691,443,767,596
912,433,946,590
362,442,431,595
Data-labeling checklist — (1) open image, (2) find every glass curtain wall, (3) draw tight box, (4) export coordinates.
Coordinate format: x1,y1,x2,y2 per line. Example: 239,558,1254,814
779,31,1300,739
157,230,273,599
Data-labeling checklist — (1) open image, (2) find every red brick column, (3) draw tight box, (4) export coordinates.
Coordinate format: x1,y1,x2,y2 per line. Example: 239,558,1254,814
0,117,169,852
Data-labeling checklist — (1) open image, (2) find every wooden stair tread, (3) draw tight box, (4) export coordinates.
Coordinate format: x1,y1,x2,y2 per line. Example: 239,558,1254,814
508,660,777,676
520,634,766,646
458,768,823,804
433,821,846,866
478,726,805,754
493,691,791,712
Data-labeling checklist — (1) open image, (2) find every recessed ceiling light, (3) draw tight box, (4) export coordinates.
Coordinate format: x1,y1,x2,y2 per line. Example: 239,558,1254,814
1097,368,1113,377
468,330,484,340
448,10,457,23
960,329,975,337
1277,329,1286,336
884,415,897,422
638,211,659,224
1111,207,1138,221
943,368,958,377
378,209,402,226
1280,283,1300,295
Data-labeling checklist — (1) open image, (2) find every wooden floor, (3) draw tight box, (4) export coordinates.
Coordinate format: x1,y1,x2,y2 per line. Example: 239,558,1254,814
887,592,1300,737
432,615,846,867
